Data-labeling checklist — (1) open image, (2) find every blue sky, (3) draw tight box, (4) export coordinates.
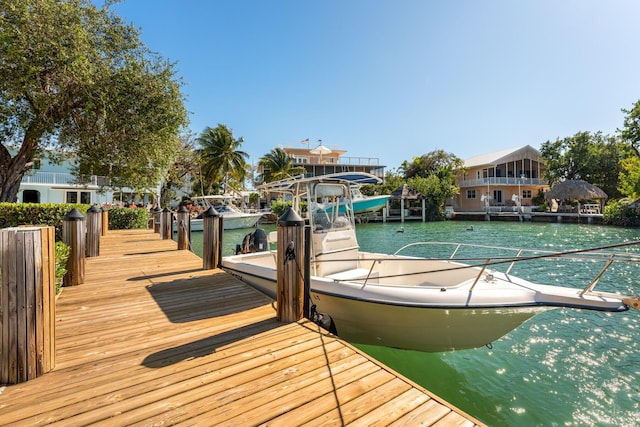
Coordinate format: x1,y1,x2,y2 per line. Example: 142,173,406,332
111,0,640,171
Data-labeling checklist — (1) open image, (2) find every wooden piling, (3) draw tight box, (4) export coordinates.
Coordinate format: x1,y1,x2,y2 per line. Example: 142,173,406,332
303,225,311,319
86,205,101,257
153,206,161,233
101,207,109,236
276,208,305,323
202,206,220,269
0,226,56,384
176,206,191,251
62,209,85,287
160,208,173,240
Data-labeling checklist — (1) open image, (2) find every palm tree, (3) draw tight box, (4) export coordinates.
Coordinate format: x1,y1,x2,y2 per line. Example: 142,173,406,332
257,147,306,184
196,124,248,194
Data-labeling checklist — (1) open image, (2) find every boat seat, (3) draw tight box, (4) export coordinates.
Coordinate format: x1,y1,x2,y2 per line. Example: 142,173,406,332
268,231,277,245
267,231,278,263
325,268,378,282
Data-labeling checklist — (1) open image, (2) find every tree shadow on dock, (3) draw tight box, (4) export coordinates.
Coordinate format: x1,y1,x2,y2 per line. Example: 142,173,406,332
128,268,204,281
145,270,275,323
142,318,280,368
124,249,180,256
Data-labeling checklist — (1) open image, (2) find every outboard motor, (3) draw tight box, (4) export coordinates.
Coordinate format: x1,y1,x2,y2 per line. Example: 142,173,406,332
237,228,268,254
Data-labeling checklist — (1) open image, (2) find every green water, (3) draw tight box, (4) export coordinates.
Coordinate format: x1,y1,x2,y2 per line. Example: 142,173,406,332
184,221,640,426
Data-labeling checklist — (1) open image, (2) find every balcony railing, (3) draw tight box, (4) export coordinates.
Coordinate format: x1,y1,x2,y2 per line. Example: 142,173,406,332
459,178,547,188
337,156,382,166
21,171,111,187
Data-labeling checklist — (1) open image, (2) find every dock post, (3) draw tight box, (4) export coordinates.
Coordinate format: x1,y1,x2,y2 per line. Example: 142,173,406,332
101,206,109,236
303,225,311,319
217,212,224,266
0,226,56,384
176,206,191,250
86,205,101,257
160,208,173,240
153,205,161,233
277,208,305,323
202,206,220,269
62,208,86,287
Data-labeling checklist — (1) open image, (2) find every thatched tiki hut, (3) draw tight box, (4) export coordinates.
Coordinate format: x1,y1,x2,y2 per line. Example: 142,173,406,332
544,180,607,213
388,184,426,222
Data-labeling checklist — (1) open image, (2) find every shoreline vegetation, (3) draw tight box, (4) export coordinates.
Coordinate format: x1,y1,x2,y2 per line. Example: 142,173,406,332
1,199,639,233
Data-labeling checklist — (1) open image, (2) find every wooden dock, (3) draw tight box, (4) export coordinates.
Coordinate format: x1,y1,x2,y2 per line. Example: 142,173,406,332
0,229,484,426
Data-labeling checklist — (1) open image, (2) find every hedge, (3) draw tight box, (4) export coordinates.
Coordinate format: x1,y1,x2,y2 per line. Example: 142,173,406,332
0,203,150,239
0,203,91,240
107,207,150,229
603,200,640,227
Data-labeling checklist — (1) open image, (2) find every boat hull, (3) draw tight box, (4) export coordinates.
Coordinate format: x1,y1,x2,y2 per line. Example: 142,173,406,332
326,195,390,214
310,292,546,351
177,213,262,232
221,255,549,351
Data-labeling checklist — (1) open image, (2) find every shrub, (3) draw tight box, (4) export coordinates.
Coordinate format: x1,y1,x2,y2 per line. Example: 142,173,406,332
603,199,640,227
0,203,91,239
269,199,307,218
54,241,70,295
0,203,150,239
107,206,150,229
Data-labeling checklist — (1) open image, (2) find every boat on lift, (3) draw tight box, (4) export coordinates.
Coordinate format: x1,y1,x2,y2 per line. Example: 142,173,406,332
327,185,390,214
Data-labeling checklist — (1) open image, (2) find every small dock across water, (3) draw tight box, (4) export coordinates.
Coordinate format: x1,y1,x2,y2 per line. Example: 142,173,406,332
0,229,484,426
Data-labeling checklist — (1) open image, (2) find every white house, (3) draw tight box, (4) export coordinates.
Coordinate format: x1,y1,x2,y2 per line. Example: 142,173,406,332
14,150,156,205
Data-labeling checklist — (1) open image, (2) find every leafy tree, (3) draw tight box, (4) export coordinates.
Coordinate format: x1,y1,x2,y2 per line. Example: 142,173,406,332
196,124,248,194
618,157,640,200
540,132,591,186
400,149,465,179
619,100,640,157
160,134,199,206
394,151,462,219
257,147,306,184
540,132,626,199
617,100,640,199
406,176,444,220
360,170,404,196
0,0,187,202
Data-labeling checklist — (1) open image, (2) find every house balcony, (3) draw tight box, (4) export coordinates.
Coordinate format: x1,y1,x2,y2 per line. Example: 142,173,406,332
293,156,386,180
337,156,382,166
21,171,111,187
459,177,547,188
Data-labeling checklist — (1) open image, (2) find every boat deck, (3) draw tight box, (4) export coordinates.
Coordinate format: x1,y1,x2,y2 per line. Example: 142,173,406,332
0,229,484,426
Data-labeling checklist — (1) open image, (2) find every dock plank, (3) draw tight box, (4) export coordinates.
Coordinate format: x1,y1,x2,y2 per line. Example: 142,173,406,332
0,229,485,426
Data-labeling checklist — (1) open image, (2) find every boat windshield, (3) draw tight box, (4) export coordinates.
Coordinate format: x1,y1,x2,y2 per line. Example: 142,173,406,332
212,204,235,213
309,183,354,232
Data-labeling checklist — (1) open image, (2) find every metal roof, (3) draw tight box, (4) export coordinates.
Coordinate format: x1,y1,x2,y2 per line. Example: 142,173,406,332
464,145,541,168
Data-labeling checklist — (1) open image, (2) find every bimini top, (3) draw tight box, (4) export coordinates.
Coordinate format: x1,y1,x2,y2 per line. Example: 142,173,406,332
259,172,383,192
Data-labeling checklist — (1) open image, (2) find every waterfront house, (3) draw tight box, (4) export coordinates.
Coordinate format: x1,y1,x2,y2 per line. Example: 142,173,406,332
453,145,549,212
279,142,386,180
15,150,155,205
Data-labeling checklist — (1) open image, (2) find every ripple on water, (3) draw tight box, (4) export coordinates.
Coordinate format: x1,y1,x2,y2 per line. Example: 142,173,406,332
211,221,640,426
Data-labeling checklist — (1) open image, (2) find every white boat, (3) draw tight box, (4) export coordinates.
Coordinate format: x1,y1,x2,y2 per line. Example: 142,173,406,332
221,173,640,352
185,195,263,231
